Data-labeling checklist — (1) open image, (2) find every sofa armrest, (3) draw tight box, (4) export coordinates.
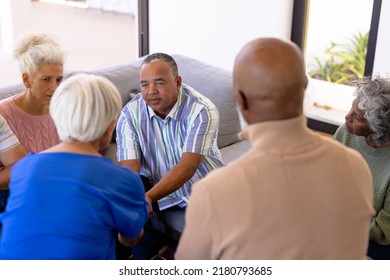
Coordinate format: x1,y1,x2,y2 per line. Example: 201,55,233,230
220,140,251,164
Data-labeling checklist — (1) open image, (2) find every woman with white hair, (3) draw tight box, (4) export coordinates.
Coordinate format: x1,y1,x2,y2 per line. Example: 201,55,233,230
333,76,390,260
0,33,65,152
0,74,148,260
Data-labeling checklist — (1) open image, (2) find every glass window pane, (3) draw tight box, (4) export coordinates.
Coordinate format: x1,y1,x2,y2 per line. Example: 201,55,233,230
304,0,374,130
0,0,137,85
306,0,373,85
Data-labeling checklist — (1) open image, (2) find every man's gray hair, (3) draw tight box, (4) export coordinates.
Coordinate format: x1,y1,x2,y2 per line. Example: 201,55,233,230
141,53,178,77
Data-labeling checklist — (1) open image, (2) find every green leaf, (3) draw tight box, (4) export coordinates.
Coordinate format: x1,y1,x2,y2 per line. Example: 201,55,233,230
308,31,368,86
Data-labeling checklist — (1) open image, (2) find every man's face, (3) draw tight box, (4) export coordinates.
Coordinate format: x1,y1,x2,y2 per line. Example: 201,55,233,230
140,60,181,118
345,98,371,137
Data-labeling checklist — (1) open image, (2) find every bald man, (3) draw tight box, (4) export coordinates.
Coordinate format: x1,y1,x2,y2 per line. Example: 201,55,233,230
175,38,374,260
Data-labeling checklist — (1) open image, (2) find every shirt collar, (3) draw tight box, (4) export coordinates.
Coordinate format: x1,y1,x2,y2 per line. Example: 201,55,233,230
238,115,313,150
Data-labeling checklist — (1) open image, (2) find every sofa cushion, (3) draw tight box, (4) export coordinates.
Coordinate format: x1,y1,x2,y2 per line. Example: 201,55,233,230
0,72,81,102
0,83,25,101
221,140,251,164
172,54,240,148
67,59,143,107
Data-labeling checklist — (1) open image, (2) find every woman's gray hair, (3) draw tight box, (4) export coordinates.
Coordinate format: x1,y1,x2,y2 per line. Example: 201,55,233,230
14,33,66,77
353,76,390,145
50,74,122,142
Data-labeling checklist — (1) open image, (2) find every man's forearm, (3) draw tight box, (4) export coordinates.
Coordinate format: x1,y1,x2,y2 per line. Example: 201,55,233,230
146,167,193,202
146,153,204,203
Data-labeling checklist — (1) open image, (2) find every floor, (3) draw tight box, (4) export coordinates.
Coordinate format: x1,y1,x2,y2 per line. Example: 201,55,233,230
0,1,137,86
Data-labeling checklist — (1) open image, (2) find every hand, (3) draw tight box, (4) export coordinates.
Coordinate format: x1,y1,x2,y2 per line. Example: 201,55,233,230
118,229,144,247
145,194,153,217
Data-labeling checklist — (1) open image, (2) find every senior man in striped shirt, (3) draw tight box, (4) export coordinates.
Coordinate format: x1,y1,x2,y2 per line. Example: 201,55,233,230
116,53,224,259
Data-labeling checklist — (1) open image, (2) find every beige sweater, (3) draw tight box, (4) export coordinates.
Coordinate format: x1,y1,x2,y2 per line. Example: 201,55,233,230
176,115,374,260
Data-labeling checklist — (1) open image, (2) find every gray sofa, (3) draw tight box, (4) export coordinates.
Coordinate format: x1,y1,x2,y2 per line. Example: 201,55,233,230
0,54,251,240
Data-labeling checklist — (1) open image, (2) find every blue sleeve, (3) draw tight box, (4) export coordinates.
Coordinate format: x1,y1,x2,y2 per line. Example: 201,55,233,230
108,167,148,238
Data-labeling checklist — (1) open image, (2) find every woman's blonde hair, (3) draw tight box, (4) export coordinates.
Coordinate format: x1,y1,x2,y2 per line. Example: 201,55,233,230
50,74,122,142
14,33,66,76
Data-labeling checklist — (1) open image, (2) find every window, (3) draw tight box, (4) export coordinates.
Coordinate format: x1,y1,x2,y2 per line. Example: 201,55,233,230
0,0,138,85
291,0,382,134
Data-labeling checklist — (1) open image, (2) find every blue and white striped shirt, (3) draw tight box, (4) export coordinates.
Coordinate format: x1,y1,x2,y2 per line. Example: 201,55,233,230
116,84,224,210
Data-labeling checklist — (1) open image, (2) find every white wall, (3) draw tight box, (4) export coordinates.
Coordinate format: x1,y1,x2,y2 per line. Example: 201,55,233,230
372,0,390,76
0,0,31,55
149,0,293,71
86,0,137,15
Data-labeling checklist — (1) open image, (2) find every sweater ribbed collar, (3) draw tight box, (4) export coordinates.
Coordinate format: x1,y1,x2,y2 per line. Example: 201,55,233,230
238,115,318,152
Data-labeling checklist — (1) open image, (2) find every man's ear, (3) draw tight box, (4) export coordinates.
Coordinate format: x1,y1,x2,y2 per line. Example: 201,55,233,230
22,73,30,88
237,90,249,110
176,75,182,91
